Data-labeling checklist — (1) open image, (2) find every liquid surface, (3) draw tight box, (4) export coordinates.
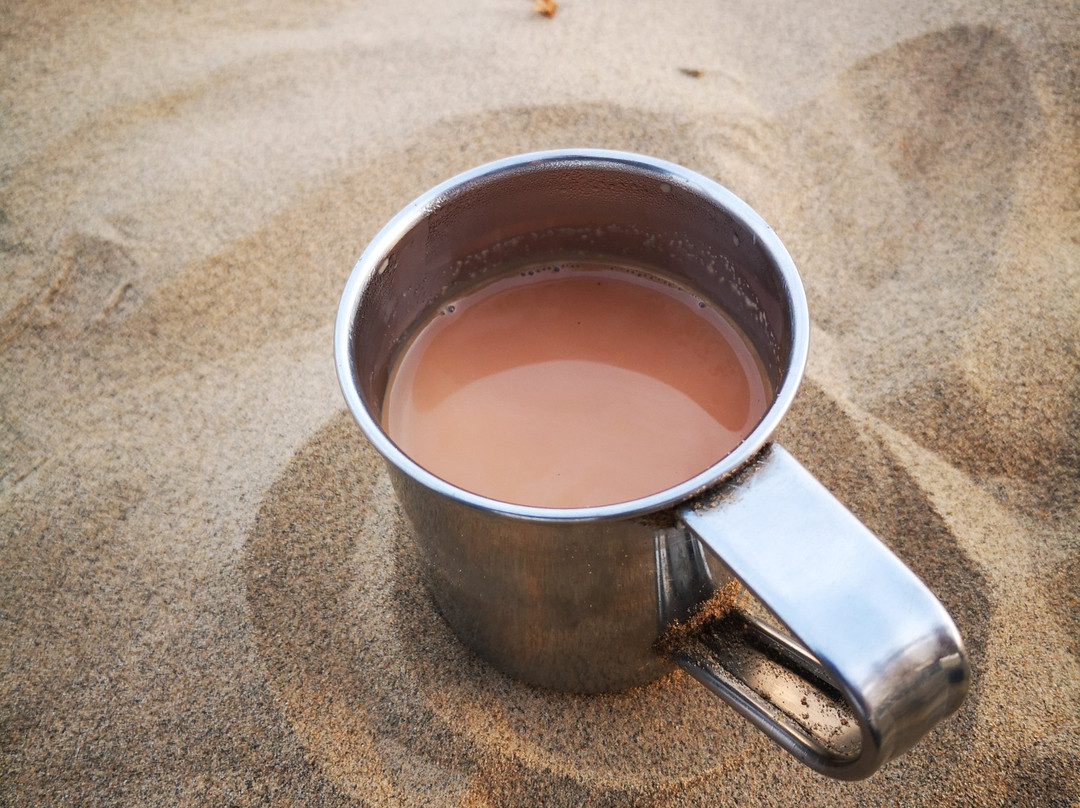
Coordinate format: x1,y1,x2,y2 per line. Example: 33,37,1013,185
383,263,770,507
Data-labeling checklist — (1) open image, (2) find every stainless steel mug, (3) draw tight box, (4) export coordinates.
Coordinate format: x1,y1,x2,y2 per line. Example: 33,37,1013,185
334,150,969,780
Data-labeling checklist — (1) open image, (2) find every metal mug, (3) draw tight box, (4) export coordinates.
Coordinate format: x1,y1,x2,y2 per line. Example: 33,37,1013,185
334,149,970,780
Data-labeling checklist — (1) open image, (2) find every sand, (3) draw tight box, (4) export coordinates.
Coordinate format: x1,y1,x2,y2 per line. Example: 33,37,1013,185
1,1,1077,805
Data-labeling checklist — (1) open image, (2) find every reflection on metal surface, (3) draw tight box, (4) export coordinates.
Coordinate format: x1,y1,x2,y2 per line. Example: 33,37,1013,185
673,610,862,762
655,526,720,629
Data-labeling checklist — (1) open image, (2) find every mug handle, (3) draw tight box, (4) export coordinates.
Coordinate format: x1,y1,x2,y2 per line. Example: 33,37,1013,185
661,445,970,780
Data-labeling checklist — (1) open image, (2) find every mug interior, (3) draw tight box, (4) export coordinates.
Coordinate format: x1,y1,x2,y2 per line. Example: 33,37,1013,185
335,150,808,518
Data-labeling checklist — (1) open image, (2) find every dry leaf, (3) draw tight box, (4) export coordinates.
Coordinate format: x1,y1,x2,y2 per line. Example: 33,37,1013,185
533,0,558,18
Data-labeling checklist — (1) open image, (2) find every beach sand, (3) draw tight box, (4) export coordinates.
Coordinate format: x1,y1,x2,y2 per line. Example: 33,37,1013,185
1,1,1077,805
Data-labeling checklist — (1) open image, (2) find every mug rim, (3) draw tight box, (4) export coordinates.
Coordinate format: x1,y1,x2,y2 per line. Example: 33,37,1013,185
334,148,809,522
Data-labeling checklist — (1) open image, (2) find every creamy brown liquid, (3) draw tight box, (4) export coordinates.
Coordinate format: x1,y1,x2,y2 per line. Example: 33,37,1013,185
383,263,770,508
